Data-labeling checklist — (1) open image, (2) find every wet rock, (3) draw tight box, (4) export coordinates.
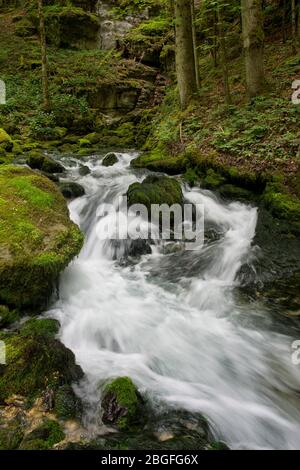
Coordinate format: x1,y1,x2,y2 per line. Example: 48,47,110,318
54,385,83,421
101,377,143,431
0,165,83,309
27,152,64,174
0,318,84,404
102,152,118,167
78,165,90,176
59,181,85,199
127,175,183,214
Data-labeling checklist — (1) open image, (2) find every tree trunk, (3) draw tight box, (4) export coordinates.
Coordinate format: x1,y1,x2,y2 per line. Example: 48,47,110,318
217,1,231,105
38,0,50,111
174,0,197,109
241,0,265,98
191,0,200,89
291,0,297,53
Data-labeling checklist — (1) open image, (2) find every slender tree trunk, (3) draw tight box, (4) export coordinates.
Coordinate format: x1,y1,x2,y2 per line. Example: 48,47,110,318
292,0,297,53
191,0,200,89
282,0,287,43
241,0,265,98
213,9,218,67
38,0,50,111
217,1,231,105
174,0,197,109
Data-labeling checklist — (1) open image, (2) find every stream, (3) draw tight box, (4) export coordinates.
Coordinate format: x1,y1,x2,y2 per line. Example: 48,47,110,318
47,151,300,450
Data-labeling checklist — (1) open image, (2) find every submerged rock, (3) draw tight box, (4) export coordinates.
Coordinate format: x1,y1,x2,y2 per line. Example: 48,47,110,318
59,181,85,199
0,165,83,309
101,377,143,431
102,152,118,167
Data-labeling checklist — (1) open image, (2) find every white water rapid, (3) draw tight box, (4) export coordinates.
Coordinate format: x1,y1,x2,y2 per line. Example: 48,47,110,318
48,152,300,450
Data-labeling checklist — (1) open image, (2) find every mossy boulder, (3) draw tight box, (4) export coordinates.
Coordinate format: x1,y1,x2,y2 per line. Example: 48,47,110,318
203,169,226,190
26,152,64,174
127,175,183,214
102,152,118,167
101,377,143,431
0,318,83,403
262,181,300,232
131,154,187,175
0,128,13,153
0,165,84,309
59,182,85,199
43,7,100,49
19,418,65,450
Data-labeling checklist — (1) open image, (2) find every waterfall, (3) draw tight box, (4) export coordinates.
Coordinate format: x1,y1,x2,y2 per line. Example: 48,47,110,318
48,151,300,450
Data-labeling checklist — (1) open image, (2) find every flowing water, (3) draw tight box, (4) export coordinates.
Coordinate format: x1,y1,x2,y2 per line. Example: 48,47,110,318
48,151,300,450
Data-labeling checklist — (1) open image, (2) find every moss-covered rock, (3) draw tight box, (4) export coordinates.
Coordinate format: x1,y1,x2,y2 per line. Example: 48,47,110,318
19,418,65,450
131,153,187,175
127,175,183,214
262,181,300,232
101,377,143,431
26,152,64,174
59,182,85,199
0,165,84,309
0,318,83,403
102,152,118,167
54,384,83,420
0,128,13,152
31,6,100,49
203,169,226,190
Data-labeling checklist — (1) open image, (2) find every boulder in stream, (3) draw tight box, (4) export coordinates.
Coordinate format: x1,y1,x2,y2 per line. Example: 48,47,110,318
59,181,85,199
102,152,118,167
101,377,144,431
0,165,83,309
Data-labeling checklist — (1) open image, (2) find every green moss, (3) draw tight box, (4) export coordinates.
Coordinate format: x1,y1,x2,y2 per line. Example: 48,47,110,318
0,128,13,152
0,165,83,309
262,182,300,231
102,377,141,431
0,422,24,450
0,305,20,328
127,175,183,213
204,169,226,189
54,384,82,420
0,318,83,403
27,152,64,174
19,418,65,450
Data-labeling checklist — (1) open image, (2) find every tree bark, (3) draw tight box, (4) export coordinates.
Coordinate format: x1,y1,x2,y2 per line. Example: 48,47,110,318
241,0,265,98
174,0,197,109
291,0,297,53
38,0,50,111
191,0,200,89
217,1,231,105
